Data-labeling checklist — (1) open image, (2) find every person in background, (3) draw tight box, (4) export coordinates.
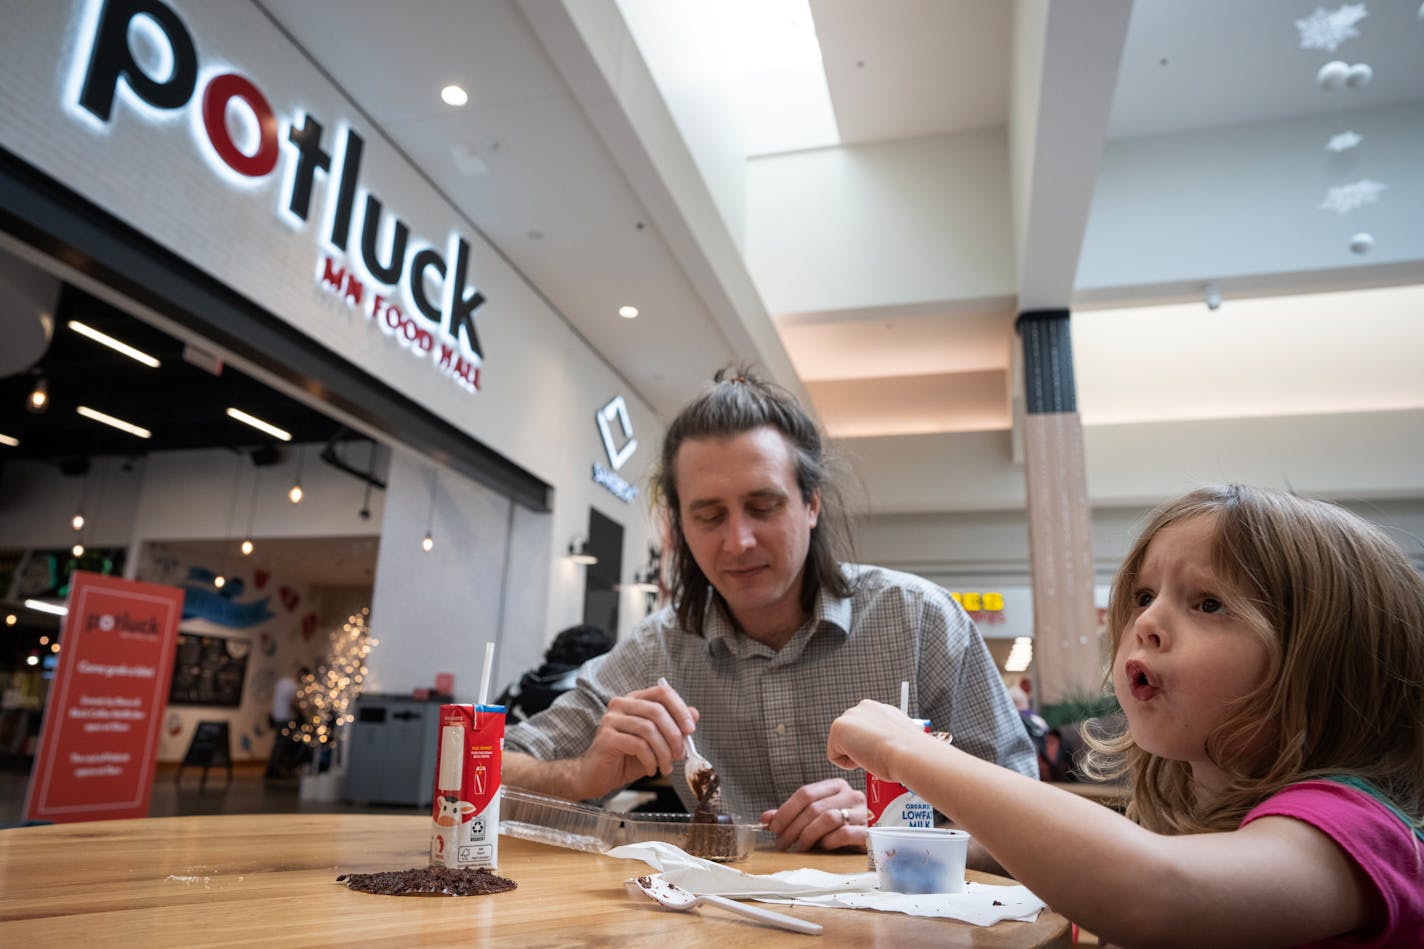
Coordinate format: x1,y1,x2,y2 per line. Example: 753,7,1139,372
496,624,614,724
265,665,310,780
503,366,1035,861
828,484,1424,946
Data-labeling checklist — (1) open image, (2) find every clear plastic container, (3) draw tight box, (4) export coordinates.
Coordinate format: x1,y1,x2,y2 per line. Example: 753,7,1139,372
500,787,620,854
499,787,758,862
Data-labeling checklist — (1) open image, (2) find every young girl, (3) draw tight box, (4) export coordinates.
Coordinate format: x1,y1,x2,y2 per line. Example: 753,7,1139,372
828,484,1424,948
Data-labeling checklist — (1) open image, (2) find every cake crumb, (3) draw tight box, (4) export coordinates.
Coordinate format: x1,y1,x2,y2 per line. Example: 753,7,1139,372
336,866,516,897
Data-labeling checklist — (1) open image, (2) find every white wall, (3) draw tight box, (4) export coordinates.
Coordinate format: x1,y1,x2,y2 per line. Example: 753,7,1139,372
745,127,1015,316
0,448,383,554
1078,101,1424,293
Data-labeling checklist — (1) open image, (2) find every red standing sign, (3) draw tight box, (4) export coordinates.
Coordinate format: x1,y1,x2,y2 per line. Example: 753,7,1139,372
24,572,185,823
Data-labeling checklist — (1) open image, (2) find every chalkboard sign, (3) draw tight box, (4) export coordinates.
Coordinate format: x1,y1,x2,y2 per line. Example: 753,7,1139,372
168,632,250,707
177,720,233,788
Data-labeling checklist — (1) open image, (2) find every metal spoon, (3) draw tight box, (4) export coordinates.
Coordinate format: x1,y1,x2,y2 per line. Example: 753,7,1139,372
629,876,823,935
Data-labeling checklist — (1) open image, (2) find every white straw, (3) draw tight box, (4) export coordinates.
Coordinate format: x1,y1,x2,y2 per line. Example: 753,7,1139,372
478,641,496,707
899,680,909,716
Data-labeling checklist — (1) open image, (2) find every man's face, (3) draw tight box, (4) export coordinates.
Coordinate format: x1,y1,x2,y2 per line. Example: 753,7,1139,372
674,426,821,640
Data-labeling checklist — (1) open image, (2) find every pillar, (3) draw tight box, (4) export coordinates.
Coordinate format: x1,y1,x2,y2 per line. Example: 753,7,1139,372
1016,309,1101,707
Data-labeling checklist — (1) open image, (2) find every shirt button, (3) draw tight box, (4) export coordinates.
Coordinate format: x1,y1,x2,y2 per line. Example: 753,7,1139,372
775,723,786,736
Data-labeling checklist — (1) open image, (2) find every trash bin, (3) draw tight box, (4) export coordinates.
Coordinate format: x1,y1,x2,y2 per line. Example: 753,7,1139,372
343,694,441,807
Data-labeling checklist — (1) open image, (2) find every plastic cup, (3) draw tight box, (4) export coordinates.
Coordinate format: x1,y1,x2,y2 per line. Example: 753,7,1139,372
866,826,970,894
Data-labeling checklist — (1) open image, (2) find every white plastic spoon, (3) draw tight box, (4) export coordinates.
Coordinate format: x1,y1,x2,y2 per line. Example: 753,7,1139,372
629,876,823,935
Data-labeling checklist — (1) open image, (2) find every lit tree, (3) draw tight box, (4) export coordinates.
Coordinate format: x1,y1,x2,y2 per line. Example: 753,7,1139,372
288,607,377,750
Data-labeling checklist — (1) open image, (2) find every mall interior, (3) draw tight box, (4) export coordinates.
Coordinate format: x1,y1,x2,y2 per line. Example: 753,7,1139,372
0,0,1421,902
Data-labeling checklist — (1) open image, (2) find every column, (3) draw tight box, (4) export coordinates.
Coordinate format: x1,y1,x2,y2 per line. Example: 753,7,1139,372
1016,309,1101,708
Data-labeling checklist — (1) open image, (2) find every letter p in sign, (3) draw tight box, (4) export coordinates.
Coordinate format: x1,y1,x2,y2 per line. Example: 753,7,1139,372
596,396,637,471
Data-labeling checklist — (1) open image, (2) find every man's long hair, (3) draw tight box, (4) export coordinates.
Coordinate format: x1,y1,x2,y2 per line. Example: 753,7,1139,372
653,366,854,636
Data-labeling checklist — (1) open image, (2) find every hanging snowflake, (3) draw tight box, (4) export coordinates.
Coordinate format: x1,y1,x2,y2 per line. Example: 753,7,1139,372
1319,179,1388,214
1326,131,1363,152
1296,4,1368,52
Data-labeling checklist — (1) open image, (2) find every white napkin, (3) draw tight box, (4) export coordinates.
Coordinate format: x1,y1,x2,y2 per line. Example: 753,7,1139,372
607,840,1044,927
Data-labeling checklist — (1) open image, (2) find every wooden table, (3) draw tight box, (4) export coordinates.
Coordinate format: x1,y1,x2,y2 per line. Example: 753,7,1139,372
0,813,1070,947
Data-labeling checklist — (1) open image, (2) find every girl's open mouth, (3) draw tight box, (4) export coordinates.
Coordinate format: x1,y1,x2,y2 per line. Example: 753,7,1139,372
1124,659,1160,701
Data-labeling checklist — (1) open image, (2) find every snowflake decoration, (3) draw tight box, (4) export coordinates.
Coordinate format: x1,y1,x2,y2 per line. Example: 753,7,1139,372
1319,179,1387,214
1326,131,1362,152
1296,4,1368,52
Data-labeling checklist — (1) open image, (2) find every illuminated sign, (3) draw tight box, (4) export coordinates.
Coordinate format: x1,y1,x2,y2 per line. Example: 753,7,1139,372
596,396,637,470
66,0,487,391
949,592,1005,612
592,395,637,502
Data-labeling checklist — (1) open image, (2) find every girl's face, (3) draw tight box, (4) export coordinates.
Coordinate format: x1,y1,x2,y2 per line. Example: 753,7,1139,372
1112,514,1272,800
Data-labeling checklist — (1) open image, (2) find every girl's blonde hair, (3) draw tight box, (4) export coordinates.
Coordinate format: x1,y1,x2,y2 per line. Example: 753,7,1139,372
1084,484,1424,835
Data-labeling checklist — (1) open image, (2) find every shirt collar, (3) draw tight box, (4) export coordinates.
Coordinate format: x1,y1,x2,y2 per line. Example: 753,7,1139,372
701,571,855,662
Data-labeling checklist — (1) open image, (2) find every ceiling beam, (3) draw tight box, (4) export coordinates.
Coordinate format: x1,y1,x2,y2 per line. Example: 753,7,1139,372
1010,0,1133,312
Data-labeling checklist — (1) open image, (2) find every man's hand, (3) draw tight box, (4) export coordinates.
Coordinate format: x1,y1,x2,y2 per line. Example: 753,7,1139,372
504,681,698,802
760,778,867,852
574,682,699,797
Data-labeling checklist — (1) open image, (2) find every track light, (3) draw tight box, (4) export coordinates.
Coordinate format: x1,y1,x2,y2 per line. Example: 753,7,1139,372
67,320,160,367
76,405,151,439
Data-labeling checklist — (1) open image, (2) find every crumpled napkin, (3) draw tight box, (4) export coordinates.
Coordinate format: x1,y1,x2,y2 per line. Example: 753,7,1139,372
607,840,1044,927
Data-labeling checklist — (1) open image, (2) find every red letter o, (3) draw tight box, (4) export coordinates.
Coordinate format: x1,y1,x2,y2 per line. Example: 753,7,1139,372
202,73,278,177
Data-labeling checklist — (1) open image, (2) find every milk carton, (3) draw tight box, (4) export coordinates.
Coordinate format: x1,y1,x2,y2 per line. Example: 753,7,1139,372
865,718,934,869
430,703,504,869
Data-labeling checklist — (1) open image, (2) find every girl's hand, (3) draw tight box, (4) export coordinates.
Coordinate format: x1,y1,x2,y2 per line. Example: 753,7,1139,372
826,700,926,781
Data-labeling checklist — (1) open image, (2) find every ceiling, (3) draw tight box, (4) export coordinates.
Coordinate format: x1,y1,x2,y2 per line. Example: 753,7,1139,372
0,281,349,463
249,0,1423,500
3,0,1422,518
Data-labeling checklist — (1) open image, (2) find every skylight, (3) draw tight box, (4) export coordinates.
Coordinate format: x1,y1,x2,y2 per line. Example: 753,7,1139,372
617,0,838,157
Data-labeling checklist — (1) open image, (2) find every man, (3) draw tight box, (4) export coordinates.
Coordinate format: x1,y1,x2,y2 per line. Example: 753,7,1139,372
504,367,1035,859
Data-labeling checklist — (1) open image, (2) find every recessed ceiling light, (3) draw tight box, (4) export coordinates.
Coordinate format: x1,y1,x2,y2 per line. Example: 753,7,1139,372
440,84,468,107
67,320,160,367
226,407,292,441
619,305,639,319
76,405,151,439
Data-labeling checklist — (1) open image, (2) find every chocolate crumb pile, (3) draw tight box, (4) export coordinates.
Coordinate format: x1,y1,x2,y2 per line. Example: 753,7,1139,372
336,866,517,897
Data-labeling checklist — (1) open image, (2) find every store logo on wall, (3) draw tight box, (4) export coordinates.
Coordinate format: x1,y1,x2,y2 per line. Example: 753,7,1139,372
64,0,486,392
592,395,637,503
